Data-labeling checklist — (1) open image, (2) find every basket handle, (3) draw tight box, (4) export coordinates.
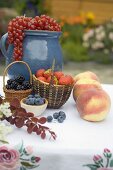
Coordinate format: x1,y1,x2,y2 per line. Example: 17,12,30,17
49,58,56,86
3,61,32,89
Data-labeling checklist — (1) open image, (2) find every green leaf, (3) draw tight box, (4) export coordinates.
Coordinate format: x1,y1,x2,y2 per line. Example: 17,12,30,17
19,140,24,154
110,159,113,167
21,161,35,167
26,165,39,169
0,139,9,144
83,164,100,170
21,161,39,169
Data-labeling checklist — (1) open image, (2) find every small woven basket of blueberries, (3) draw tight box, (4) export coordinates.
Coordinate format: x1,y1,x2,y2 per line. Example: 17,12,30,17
3,61,32,102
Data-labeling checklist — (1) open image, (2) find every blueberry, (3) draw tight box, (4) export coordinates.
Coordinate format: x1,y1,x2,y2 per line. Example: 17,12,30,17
34,98,40,105
42,98,46,103
53,112,60,119
57,116,64,123
28,95,34,98
28,98,35,105
34,94,40,98
47,116,53,122
25,99,30,105
59,111,66,120
34,98,44,105
38,98,44,105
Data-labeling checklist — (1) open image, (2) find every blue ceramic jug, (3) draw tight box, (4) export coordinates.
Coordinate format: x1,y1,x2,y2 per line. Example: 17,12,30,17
0,30,63,79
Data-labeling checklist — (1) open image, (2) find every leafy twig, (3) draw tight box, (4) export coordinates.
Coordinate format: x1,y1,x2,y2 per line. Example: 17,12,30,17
4,98,57,140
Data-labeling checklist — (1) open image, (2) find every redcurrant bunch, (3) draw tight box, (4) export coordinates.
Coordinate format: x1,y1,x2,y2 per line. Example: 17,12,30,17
7,15,61,61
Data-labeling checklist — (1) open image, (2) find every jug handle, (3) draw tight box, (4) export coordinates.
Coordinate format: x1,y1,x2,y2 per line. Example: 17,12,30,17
0,33,8,58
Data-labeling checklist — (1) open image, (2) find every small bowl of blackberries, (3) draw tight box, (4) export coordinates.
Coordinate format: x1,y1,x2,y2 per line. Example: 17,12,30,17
21,94,48,117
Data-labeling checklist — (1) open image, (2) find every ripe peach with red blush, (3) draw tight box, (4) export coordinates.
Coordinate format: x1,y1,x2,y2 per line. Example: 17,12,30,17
74,71,100,83
76,88,111,122
73,78,102,101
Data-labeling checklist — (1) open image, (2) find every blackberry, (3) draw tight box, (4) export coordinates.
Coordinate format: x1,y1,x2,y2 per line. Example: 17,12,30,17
22,81,31,90
6,84,11,89
11,81,18,90
15,75,25,84
16,85,22,90
21,86,25,90
7,79,14,85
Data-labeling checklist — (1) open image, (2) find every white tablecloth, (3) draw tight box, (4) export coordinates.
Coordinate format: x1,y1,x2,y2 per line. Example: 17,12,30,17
0,76,113,170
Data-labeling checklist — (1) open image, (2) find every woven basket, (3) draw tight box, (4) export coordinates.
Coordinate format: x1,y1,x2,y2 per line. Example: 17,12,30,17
3,61,32,103
33,75,73,109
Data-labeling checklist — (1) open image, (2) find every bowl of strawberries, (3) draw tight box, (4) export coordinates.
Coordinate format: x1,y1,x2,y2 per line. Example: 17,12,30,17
33,68,74,109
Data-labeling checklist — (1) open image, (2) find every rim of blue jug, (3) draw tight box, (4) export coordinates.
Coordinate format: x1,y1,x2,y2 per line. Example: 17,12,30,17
24,30,62,37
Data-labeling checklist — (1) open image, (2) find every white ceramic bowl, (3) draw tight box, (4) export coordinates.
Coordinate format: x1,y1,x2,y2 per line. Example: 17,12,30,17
21,98,48,117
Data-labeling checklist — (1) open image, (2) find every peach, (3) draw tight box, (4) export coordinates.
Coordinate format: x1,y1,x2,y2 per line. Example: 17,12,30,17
76,88,111,122
73,78,102,101
74,71,100,83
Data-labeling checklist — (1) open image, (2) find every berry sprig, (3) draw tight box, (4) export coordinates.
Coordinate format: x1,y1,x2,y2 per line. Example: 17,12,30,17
8,15,61,61
2,98,56,140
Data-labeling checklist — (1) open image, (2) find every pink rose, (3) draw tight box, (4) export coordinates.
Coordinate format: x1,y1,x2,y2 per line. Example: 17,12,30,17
25,146,33,155
0,146,20,170
97,168,113,170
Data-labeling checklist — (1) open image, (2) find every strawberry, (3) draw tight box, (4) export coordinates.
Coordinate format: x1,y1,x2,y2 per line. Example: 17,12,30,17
36,69,45,78
38,76,47,82
59,75,74,85
47,76,58,85
43,69,52,79
54,71,64,80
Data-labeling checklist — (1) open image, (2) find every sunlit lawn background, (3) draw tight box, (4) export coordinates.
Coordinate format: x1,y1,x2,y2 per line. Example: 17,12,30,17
0,0,113,83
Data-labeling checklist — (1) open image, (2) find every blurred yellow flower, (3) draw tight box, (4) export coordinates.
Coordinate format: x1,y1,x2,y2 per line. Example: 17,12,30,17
86,12,95,21
59,11,95,27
